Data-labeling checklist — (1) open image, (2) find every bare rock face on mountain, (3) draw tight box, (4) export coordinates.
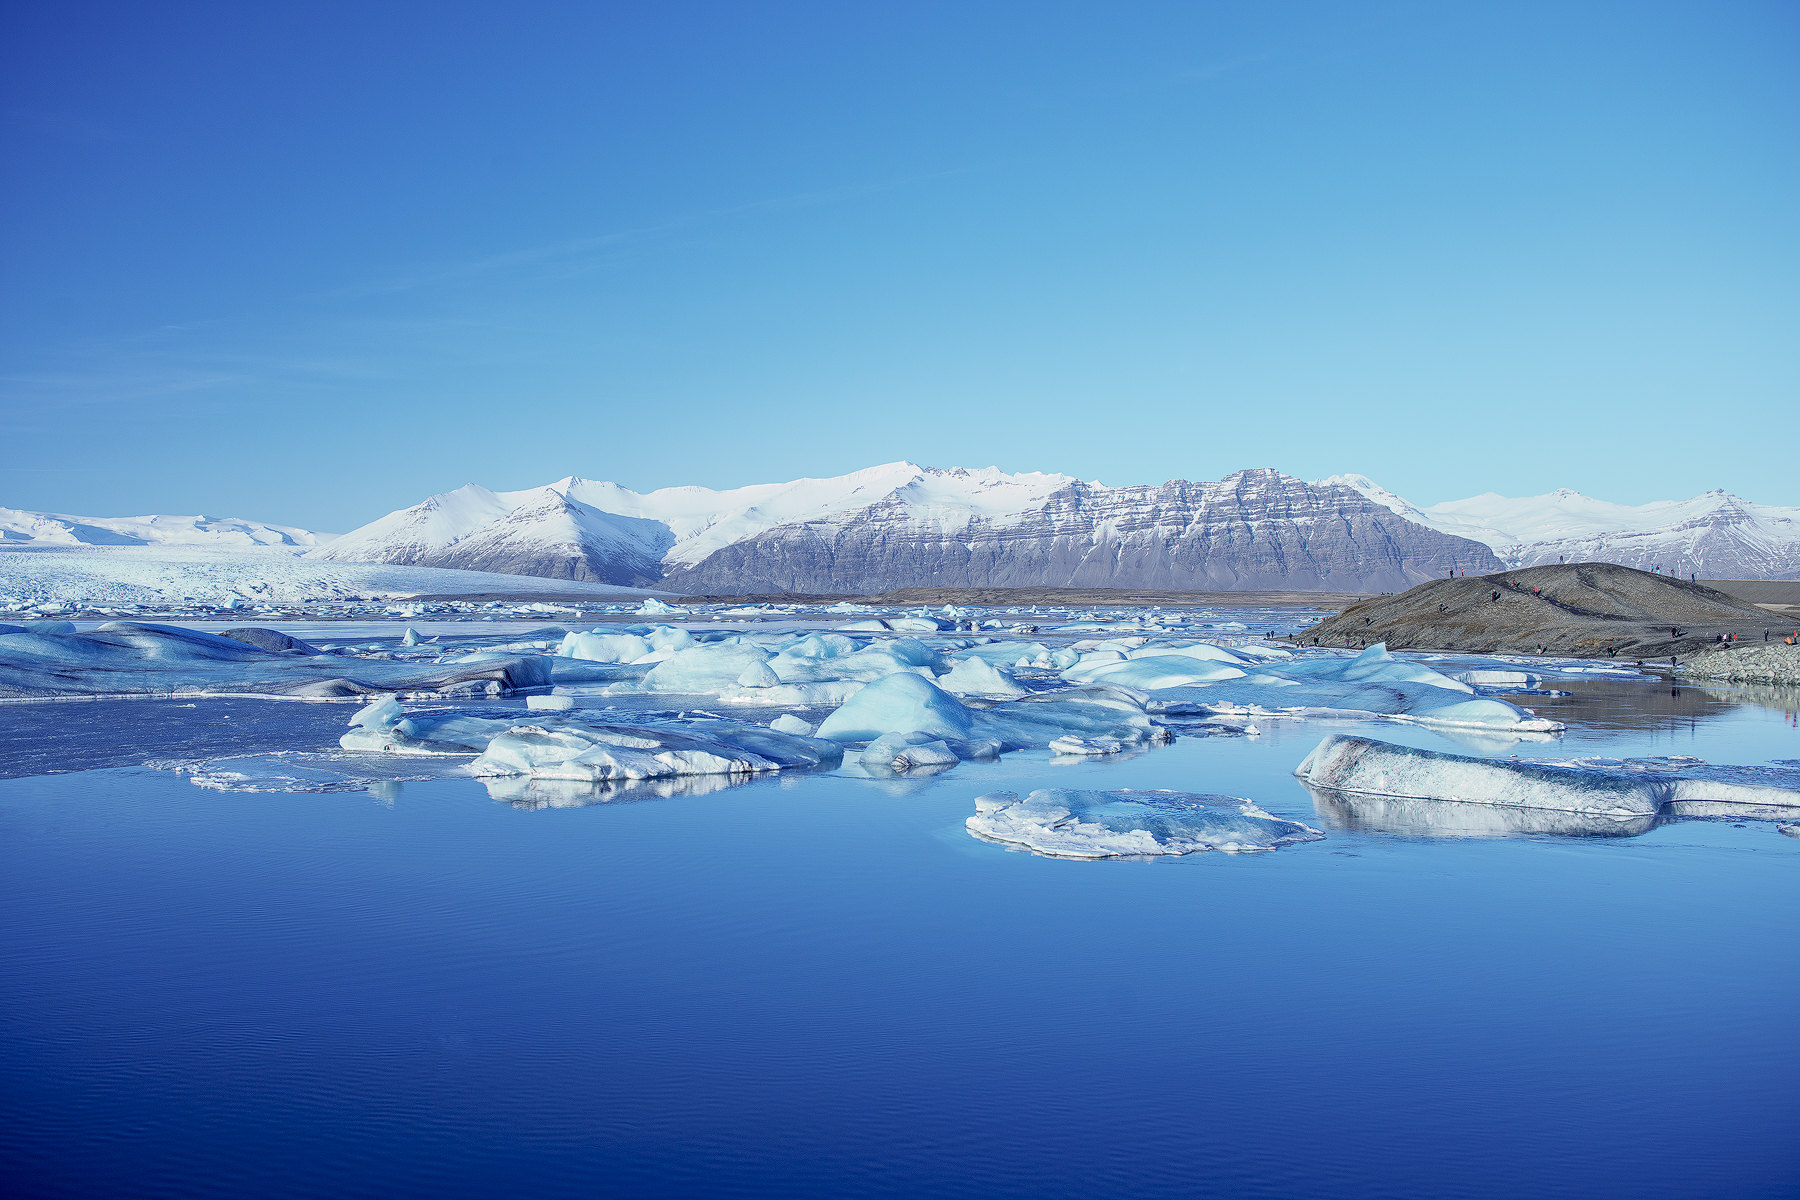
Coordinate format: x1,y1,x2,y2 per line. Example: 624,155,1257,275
1323,476,1800,581
661,470,1501,593
310,464,1505,594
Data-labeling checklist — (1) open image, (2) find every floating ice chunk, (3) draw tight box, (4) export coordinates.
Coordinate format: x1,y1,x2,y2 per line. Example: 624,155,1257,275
644,625,694,652
23,620,76,635
967,789,1324,859
939,656,1028,697
560,631,653,663
1294,734,1800,821
736,660,781,688
638,642,772,693
402,628,421,647
1062,655,1247,689
1398,696,1564,733
1048,735,1128,756
1781,823,1800,839
860,731,960,773
1455,669,1539,687
816,672,976,742
636,598,684,616
1295,734,1662,818
770,713,814,736
783,632,857,659
350,696,403,730
527,694,575,711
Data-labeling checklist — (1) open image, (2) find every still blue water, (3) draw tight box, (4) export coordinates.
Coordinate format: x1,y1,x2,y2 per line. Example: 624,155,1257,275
2,680,1797,1197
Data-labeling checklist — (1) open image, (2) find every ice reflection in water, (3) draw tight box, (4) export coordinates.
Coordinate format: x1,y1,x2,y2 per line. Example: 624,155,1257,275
1303,784,1663,839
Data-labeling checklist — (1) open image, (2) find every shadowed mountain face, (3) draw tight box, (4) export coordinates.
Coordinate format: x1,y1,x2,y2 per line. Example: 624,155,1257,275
661,472,1500,593
1301,563,1782,657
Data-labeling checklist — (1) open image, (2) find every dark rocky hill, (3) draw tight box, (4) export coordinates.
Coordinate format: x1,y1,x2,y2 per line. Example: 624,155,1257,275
1298,563,1785,658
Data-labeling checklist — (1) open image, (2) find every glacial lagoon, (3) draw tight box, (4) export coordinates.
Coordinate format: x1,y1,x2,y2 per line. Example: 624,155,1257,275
3,606,1797,1198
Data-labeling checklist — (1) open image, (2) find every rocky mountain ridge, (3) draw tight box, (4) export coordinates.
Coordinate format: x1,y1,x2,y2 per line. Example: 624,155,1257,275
310,464,1503,592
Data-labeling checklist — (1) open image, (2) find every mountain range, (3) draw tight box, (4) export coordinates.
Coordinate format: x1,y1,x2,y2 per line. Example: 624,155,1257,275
8,465,1797,591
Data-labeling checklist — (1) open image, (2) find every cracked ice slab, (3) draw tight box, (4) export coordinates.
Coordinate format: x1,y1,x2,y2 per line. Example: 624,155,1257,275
967,788,1324,859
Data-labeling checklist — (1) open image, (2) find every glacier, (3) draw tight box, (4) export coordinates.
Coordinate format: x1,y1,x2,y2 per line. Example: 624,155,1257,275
0,622,554,699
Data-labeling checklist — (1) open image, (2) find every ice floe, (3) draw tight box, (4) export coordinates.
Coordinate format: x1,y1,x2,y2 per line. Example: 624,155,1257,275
1294,735,1800,835
340,697,843,788
967,788,1324,858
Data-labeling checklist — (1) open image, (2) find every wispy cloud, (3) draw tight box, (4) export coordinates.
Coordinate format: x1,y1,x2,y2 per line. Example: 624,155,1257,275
316,168,974,299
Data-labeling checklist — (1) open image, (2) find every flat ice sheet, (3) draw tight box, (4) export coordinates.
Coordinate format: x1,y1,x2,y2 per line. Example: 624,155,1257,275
967,787,1324,859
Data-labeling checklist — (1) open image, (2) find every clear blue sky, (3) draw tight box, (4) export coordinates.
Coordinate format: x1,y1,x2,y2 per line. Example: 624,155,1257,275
3,0,1795,531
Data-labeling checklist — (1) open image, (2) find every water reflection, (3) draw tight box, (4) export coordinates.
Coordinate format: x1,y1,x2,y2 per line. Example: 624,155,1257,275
1303,783,1660,840
479,770,751,809
1421,727,1563,757
1496,678,1800,734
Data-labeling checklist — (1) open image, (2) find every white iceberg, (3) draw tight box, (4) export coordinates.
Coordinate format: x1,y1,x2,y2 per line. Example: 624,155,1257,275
341,698,844,787
1294,734,1800,823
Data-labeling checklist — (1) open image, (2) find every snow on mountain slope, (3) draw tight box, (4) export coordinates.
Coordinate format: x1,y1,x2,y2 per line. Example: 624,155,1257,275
0,506,327,548
0,545,660,610
560,462,1011,564
1320,478,1800,579
316,483,671,584
321,465,1498,592
662,468,1498,594
314,463,955,577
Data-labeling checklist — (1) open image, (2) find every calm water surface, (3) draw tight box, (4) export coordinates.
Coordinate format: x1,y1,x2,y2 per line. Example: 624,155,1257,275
2,657,1796,1197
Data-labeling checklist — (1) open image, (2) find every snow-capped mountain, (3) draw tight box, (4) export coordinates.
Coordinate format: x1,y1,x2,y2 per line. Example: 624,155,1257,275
0,506,327,549
314,464,1502,592
1321,476,1800,579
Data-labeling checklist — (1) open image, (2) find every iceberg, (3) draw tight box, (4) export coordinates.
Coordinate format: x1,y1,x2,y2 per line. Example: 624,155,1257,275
341,698,844,787
937,656,1028,697
967,789,1324,858
559,631,653,663
815,672,975,742
1294,735,1800,825
815,671,1170,755
859,731,961,773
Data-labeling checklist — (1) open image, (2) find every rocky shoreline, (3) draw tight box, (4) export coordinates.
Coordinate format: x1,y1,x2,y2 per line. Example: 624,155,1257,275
1672,642,1800,687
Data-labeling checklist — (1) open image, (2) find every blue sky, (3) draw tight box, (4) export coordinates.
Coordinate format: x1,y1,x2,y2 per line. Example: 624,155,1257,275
2,0,1795,531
